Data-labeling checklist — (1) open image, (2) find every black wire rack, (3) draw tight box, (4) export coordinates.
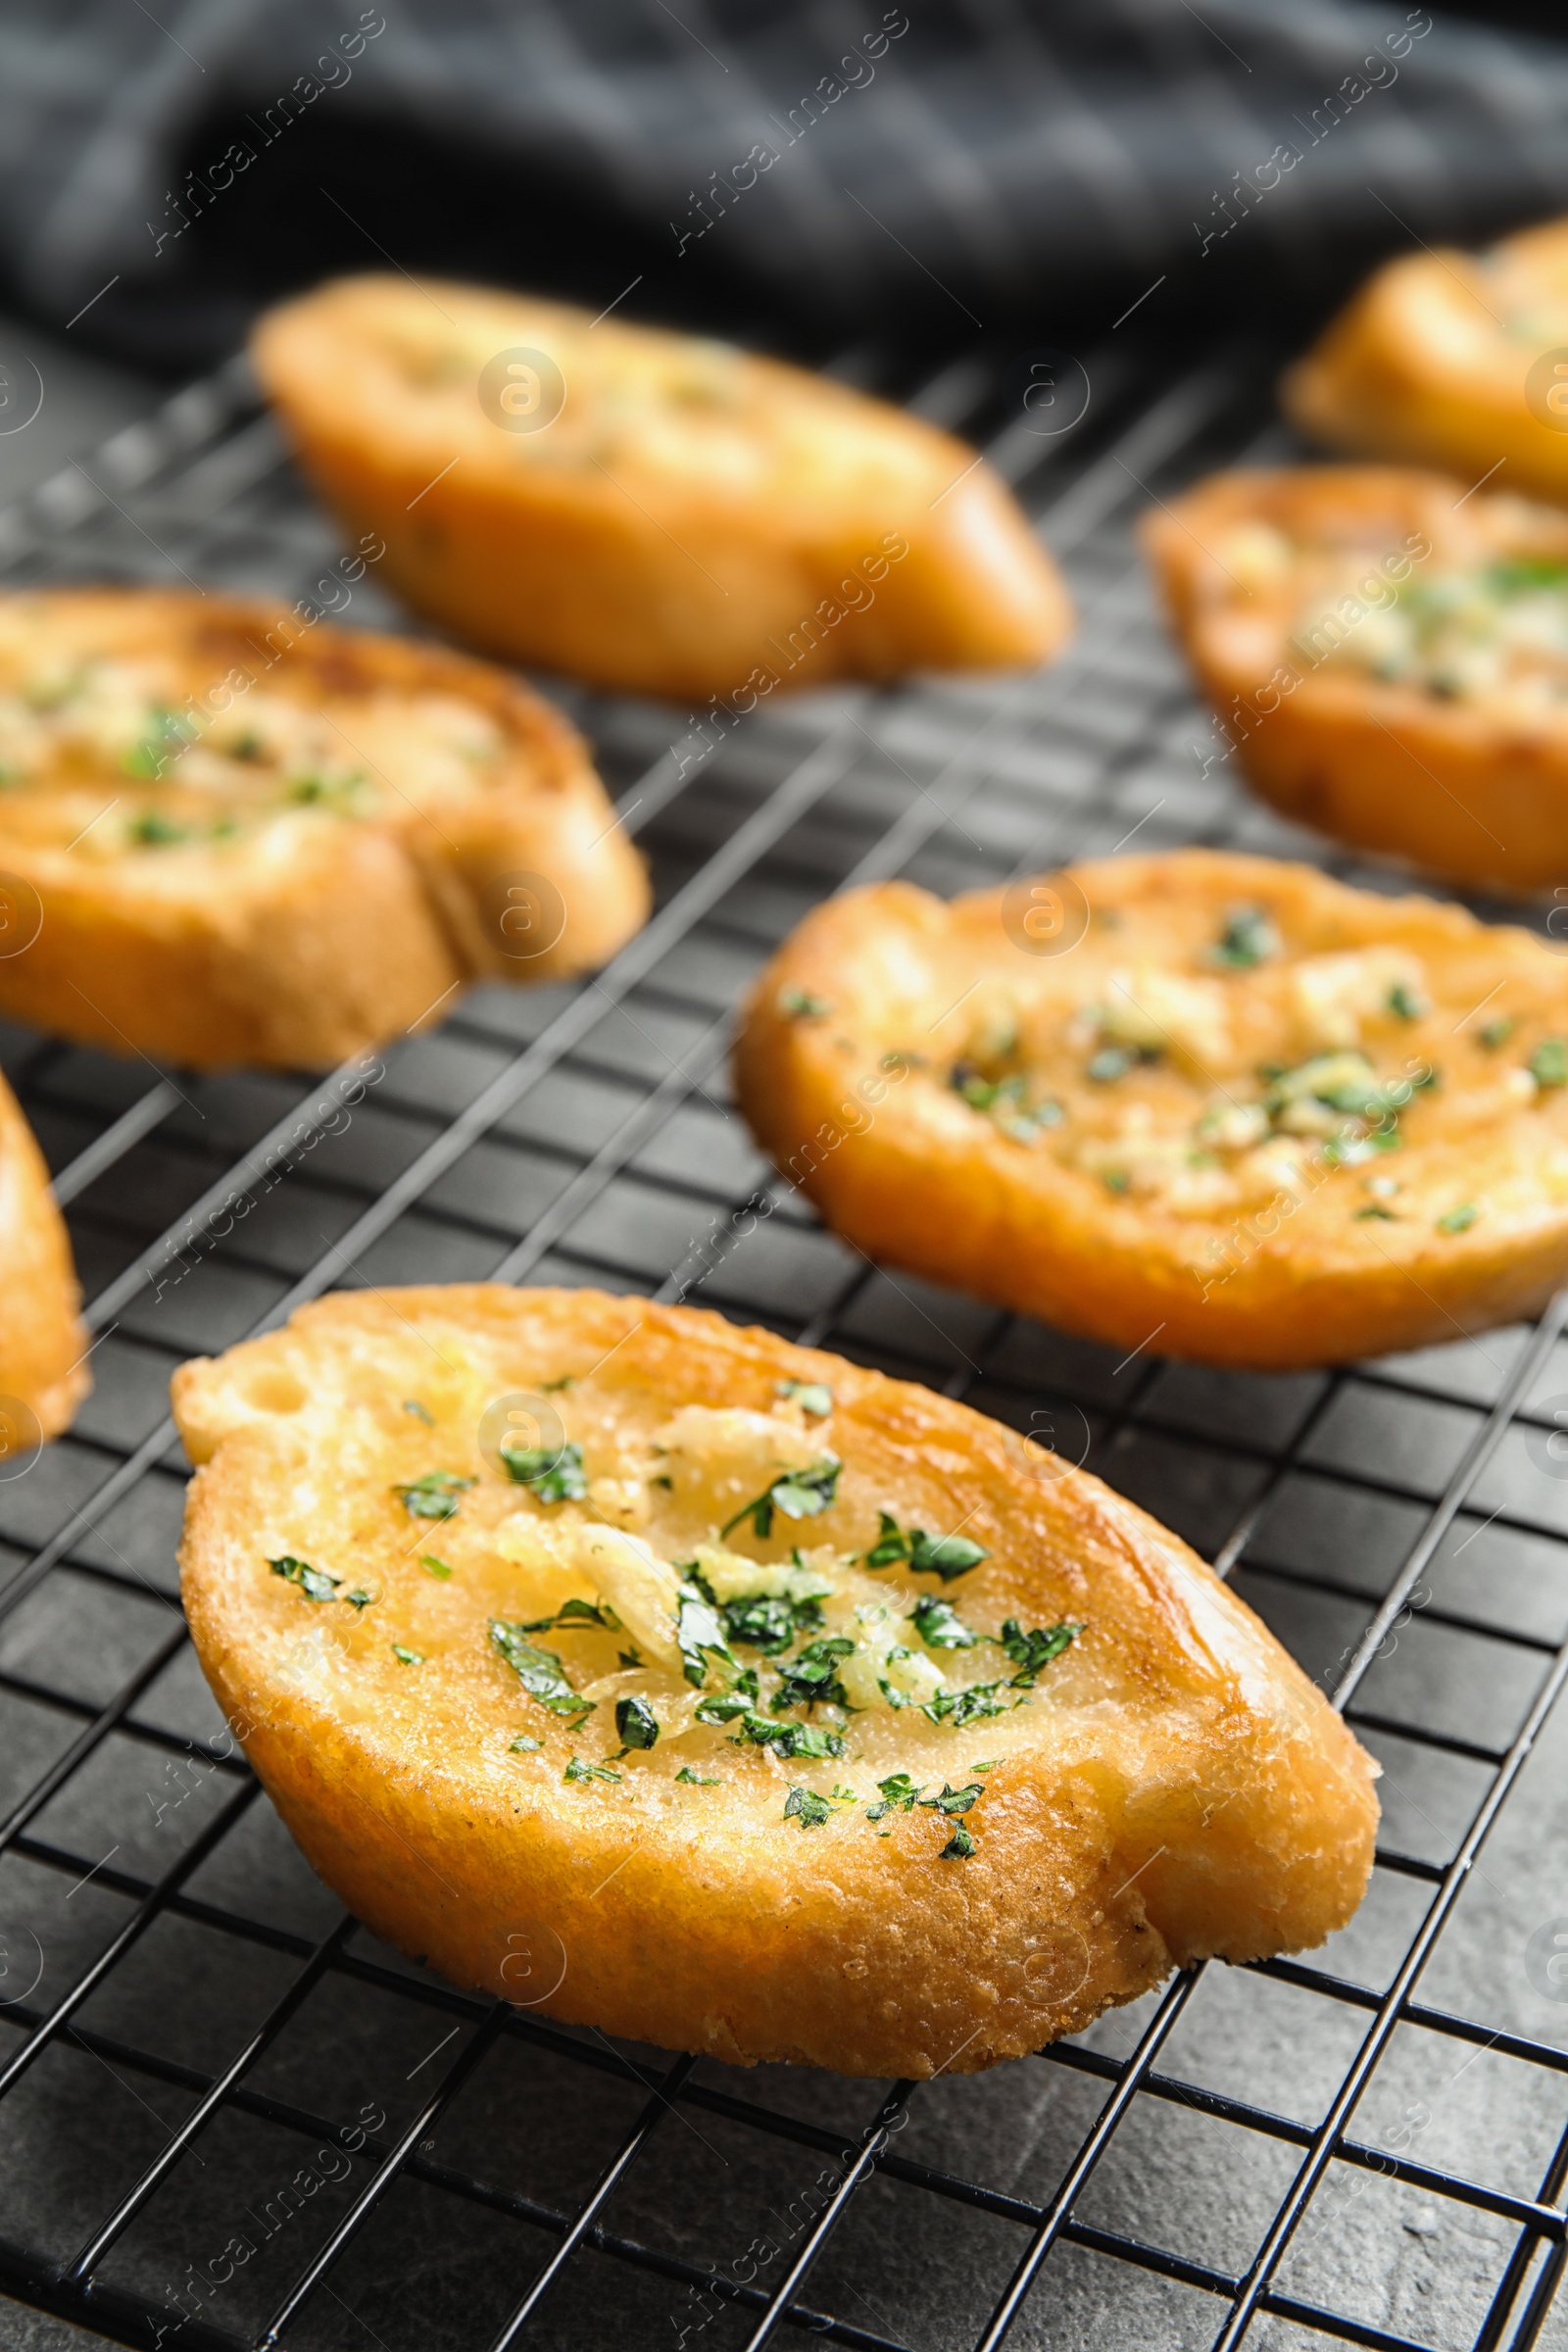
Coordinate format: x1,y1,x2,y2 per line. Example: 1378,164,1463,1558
0,328,1565,2352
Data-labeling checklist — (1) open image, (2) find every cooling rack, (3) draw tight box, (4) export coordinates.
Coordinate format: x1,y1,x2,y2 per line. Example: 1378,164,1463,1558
0,326,1564,2352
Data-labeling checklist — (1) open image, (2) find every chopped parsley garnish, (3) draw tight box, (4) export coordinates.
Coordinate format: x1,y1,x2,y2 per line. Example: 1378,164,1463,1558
1387,982,1427,1020
539,1374,577,1393
921,1680,1013,1728
779,987,831,1018
1530,1039,1568,1089
912,1596,979,1649
614,1694,660,1751
403,1398,434,1425
510,1735,541,1753
1486,556,1568,595
229,729,264,760
675,1578,739,1689
721,1455,842,1541
716,1589,824,1653
617,1644,644,1670
865,1772,923,1820
391,1643,424,1666
500,1439,588,1503
269,1553,340,1602
127,808,190,844
419,1554,453,1580
676,1767,720,1785
394,1470,476,1521
1086,1045,1143,1083
1438,1203,1481,1234
564,1756,621,1785
489,1620,595,1728
344,1589,374,1611
941,1825,978,1859
1478,1017,1515,1050
783,1787,833,1828
1353,1204,1396,1220
919,1781,984,1816
861,1511,989,1581
777,1378,833,1417
520,1596,621,1634
1000,1619,1078,1686
721,1712,845,1760
771,1636,855,1713
1211,906,1280,969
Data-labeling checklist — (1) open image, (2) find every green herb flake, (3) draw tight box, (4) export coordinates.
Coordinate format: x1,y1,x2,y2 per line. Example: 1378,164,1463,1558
1387,983,1427,1020
1000,1619,1078,1687
127,808,190,844
779,987,832,1019
1531,1039,1568,1089
538,1374,577,1393
715,1708,845,1761
1478,1017,1515,1051
1087,1045,1137,1083
419,1553,454,1580
860,1511,989,1581
919,1781,985,1816
1353,1204,1396,1220
564,1755,621,1786
777,1378,833,1417
344,1589,374,1611
268,1553,340,1602
922,1680,1013,1728
520,1596,620,1635
614,1694,661,1751
500,1439,588,1503
676,1766,720,1785
718,1590,823,1654
1437,1202,1481,1234
391,1643,425,1666
771,1636,855,1713
1211,906,1281,969
941,1824,978,1859
721,1454,841,1542
510,1735,541,1753
675,1578,740,1690
912,1595,979,1650
783,1786,834,1829
489,1619,596,1727
403,1398,435,1425
617,1644,644,1670
865,1772,924,1821
394,1470,476,1522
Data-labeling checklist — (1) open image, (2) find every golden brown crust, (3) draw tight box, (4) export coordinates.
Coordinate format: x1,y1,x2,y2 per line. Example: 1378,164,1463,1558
732,850,1568,1370
0,588,648,1069
1283,217,1568,500
0,1068,87,1439
172,1284,1377,2077
1143,466,1568,890
251,275,1073,698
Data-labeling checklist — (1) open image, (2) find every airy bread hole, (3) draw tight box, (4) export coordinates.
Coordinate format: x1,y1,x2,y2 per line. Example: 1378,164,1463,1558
245,1368,307,1415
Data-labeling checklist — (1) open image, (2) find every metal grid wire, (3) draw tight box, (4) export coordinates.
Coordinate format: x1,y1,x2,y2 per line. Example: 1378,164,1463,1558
0,329,1564,2352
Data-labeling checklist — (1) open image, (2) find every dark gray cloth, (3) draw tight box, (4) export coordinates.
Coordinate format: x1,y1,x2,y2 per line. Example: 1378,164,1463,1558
2,0,1568,369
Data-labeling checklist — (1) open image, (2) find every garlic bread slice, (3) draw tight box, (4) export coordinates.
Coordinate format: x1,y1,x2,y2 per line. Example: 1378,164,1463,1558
1146,466,1568,891
1284,214,1568,502
734,850,1568,1369
173,1284,1377,2078
0,1066,87,1441
0,589,647,1068
251,275,1071,699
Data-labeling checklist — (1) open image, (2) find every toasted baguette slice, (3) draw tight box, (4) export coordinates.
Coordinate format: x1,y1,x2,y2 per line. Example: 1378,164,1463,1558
173,1285,1378,2078
1144,466,1568,891
251,276,1072,700
0,589,647,1071
1283,216,1568,502
0,1066,87,1440
734,851,1568,1370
